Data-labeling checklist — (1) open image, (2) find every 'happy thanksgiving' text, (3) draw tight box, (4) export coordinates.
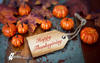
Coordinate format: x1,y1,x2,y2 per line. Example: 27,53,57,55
34,35,62,51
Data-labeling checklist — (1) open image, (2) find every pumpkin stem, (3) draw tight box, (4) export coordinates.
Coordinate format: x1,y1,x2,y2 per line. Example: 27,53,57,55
6,23,9,27
16,32,19,35
44,16,48,22
66,18,69,21
21,22,23,27
44,16,47,20
16,35,18,38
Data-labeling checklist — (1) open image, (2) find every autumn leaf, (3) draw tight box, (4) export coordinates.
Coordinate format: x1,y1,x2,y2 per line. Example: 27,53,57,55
0,4,18,24
17,10,44,32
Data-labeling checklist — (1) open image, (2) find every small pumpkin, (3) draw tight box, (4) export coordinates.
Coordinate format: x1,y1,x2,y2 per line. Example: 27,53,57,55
2,23,17,37
80,27,99,44
11,35,24,47
85,14,92,20
41,20,52,30
19,3,31,16
60,18,74,30
17,22,28,34
53,5,68,18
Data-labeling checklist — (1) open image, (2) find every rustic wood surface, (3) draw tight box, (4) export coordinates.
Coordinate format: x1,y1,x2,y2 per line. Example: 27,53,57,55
3,0,100,63
5,26,44,63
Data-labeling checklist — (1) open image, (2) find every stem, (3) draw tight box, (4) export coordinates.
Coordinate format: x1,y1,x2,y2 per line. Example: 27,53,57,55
44,16,48,22
44,16,47,20
6,23,9,27
21,22,23,27
66,18,69,21
16,35,18,38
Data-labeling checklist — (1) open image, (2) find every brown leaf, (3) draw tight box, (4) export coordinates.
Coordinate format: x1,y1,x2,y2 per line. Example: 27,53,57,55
0,4,18,24
8,0,29,8
29,24,37,32
18,10,44,33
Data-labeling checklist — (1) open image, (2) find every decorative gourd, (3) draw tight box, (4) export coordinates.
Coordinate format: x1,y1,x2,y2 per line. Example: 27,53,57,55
19,3,31,16
11,35,24,47
41,19,52,30
17,22,28,34
53,5,68,18
80,27,99,44
2,23,16,37
60,18,74,30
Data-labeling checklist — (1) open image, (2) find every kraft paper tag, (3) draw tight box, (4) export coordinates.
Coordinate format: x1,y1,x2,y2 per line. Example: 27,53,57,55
26,30,68,57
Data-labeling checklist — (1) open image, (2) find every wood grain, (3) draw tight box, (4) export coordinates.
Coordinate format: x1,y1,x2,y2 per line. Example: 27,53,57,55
5,26,44,63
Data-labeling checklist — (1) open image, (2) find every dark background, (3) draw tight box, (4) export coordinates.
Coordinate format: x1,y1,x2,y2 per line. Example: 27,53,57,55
81,0,100,63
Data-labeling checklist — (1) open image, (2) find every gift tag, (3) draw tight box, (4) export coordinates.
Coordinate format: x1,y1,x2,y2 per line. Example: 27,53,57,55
26,30,68,57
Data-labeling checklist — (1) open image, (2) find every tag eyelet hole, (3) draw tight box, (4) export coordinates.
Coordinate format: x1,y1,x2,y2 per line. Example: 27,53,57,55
62,36,66,39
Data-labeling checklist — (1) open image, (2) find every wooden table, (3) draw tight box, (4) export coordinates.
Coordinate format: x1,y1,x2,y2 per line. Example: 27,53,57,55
82,39,100,63
5,27,44,63
4,17,100,63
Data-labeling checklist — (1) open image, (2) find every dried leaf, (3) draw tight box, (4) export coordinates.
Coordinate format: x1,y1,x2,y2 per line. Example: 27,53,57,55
28,24,37,32
18,10,44,32
8,0,29,8
32,7,53,19
66,0,88,17
0,4,18,24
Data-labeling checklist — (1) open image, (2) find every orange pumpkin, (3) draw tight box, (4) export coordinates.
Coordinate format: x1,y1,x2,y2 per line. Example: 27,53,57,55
85,14,92,20
80,27,99,44
41,20,52,30
17,23,28,34
2,23,17,37
19,3,31,16
11,35,24,47
60,18,74,30
53,5,68,18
